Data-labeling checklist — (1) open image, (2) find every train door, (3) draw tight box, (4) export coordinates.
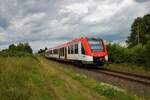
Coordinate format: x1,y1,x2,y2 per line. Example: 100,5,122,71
64,47,67,60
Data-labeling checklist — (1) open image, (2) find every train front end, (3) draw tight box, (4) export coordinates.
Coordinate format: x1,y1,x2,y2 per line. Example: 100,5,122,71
86,38,108,65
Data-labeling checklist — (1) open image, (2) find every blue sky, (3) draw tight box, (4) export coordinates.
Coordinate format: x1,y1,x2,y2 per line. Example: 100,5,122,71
0,0,150,51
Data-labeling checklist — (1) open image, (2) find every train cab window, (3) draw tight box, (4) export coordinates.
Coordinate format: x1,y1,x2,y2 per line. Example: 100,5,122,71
88,38,104,52
75,44,78,54
81,44,85,54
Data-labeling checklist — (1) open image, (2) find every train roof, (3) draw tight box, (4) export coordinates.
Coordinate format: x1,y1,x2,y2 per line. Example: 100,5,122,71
46,37,103,51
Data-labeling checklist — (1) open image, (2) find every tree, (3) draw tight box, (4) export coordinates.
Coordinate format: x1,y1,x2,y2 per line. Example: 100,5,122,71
38,47,47,54
127,14,150,47
8,43,32,54
142,14,150,43
44,47,48,51
38,49,45,54
24,43,32,54
9,44,16,51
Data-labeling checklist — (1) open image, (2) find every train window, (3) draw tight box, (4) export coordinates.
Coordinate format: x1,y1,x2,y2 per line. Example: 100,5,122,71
57,49,58,54
68,46,70,54
53,50,55,54
88,38,104,51
81,44,85,54
75,44,78,54
49,50,52,54
53,49,58,54
62,48,64,56
71,45,74,54
59,48,64,56
56,49,58,54
59,48,61,56
88,38,104,52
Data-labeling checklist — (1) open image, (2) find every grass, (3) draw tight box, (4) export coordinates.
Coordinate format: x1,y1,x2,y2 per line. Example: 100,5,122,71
0,56,142,100
40,57,141,100
105,63,150,76
0,57,55,100
0,56,105,100
38,57,106,100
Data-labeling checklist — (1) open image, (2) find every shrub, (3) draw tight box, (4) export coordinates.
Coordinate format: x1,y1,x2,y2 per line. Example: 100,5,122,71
9,43,32,54
0,50,34,57
0,43,33,57
107,43,146,65
130,44,145,64
107,44,130,63
144,41,150,67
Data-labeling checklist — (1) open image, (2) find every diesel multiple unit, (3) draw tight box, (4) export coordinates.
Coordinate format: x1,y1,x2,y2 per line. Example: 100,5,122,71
45,37,108,65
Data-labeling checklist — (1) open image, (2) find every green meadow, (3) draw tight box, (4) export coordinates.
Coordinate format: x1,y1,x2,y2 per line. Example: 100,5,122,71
0,56,142,100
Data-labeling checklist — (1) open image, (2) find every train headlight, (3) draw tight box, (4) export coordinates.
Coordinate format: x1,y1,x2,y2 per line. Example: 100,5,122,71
105,55,108,61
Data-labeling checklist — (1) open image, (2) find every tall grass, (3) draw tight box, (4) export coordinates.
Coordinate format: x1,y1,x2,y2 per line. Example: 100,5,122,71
42,58,141,100
0,57,142,100
0,57,51,100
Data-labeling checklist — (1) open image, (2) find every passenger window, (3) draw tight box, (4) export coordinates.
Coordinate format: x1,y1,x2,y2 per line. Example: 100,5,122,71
68,46,70,54
63,48,64,56
75,44,78,54
71,45,74,54
81,44,85,54
53,49,58,54
49,50,52,54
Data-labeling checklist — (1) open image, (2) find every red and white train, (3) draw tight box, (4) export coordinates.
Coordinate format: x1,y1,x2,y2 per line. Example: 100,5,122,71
45,37,108,65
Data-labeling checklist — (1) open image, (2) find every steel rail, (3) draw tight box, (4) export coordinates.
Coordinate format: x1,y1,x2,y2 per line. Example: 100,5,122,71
94,68,150,85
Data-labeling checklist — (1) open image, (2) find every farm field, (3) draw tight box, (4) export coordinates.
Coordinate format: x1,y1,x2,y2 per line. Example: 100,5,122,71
0,56,142,100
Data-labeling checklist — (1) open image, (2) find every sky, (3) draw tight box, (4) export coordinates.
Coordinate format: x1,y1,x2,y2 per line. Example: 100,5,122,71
0,0,150,51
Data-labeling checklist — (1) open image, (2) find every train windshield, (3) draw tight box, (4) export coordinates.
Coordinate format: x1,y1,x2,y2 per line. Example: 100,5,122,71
88,38,104,52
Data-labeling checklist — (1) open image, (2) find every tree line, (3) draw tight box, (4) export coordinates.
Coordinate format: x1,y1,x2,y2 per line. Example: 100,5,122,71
0,43,33,57
107,14,150,67
127,14,150,47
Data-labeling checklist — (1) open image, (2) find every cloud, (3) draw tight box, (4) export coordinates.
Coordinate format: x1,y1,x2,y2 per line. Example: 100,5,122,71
0,0,149,51
135,0,150,3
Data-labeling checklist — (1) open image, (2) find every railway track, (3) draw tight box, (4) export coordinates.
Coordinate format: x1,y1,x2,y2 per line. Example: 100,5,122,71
93,68,150,86
46,58,150,86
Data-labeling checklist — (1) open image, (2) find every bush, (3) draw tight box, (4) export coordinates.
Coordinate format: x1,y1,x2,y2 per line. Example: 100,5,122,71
144,41,150,67
130,44,145,64
0,50,34,57
107,44,131,63
9,43,32,54
107,43,146,65
0,43,33,57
